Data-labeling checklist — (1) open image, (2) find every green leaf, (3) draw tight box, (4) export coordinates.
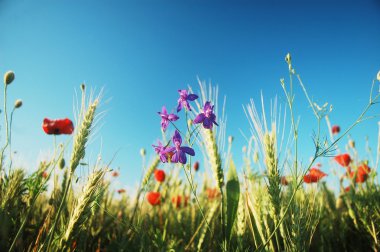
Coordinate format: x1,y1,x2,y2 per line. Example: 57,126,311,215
226,159,240,241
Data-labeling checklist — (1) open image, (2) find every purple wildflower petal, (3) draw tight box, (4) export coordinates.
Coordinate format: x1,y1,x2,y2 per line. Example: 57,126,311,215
181,146,195,156
193,113,205,124
160,155,168,163
177,101,183,112
179,151,187,164
166,146,176,152
204,101,212,110
171,152,179,163
162,106,167,115
187,94,198,101
168,114,179,121
203,118,212,129
161,120,169,131
173,130,182,146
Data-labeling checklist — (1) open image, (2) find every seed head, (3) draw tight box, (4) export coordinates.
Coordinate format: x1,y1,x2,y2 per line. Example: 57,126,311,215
4,71,15,85
140,148,146,157
377,70,380,81
14,99,22,109
59,158,66,169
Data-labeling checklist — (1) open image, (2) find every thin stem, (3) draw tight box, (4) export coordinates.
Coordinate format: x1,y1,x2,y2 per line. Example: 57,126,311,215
183,167,214,238
0,84,9,171
45,172,73,251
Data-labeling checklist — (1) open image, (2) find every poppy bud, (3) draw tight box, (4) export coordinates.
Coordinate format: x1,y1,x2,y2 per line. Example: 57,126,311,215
285,53,291,64
140,148,146,157
348,140,355,148
14,99,22,109
81,83,86,91
331,125,340,135
4,71,15,85
59,158,65,169
193,161,199,171
377,70,380,81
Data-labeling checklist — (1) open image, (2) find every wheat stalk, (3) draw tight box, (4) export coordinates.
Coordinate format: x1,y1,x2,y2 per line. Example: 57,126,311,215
59,169,106,249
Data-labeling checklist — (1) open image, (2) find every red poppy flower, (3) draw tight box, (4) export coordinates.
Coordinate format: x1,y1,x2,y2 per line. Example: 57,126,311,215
154,169,166,182
172,195,182,208
349,164,371,183
344,186,351,192
42,118,74,135
117,189,126,194
112,171,119,177
280,176,288,186
42,171,48,179
331,125,340,135
147,192,161,206
206,188,220,199
303,168,327,183
194,161,200,172
334,154,351,167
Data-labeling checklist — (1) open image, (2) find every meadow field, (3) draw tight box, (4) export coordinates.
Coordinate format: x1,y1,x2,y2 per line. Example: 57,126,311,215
0,55,379,252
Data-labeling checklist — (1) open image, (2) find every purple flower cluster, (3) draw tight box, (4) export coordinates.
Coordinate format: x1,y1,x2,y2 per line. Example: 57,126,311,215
153,88,219,165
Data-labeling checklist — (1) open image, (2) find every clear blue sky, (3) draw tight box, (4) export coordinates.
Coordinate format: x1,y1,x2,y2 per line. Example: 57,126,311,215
0,0,379,189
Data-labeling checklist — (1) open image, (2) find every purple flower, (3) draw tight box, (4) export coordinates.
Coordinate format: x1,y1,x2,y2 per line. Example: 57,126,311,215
193,101,219,129
177,89,198,112
158,106,179,132
171,130,195,164
153,141,175,163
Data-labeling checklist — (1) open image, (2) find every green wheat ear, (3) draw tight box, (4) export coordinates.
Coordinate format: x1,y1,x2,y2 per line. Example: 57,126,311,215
70,98,99,174
59,168,106,249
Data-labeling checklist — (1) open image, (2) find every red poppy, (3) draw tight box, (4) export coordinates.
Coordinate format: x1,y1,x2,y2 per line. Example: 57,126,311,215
154,169,166,182
344,186,351,192
349,164,371,183
194,161,200,172
303,168,327,183
42,171,48,179
172,195,182,208
42,118,74,135
331,125,340,135
147,192,161,206
112,171,119,177
206,188,220,199
117,189,126,194
334,154,351,167
280,176,288,186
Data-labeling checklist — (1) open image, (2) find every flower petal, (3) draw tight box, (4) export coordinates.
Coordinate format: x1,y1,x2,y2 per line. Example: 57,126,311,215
171,152,179,163
162,106,167,115
179,151,187,164
168,113,179,121
193,113,205,124
187,94,198,101
177,101,183,112
203,118,212,129
161,119,169,131
181,146,195,156
172,130,182,146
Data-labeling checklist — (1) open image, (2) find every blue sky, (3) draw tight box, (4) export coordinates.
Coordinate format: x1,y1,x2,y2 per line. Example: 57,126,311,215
0,0,379,189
